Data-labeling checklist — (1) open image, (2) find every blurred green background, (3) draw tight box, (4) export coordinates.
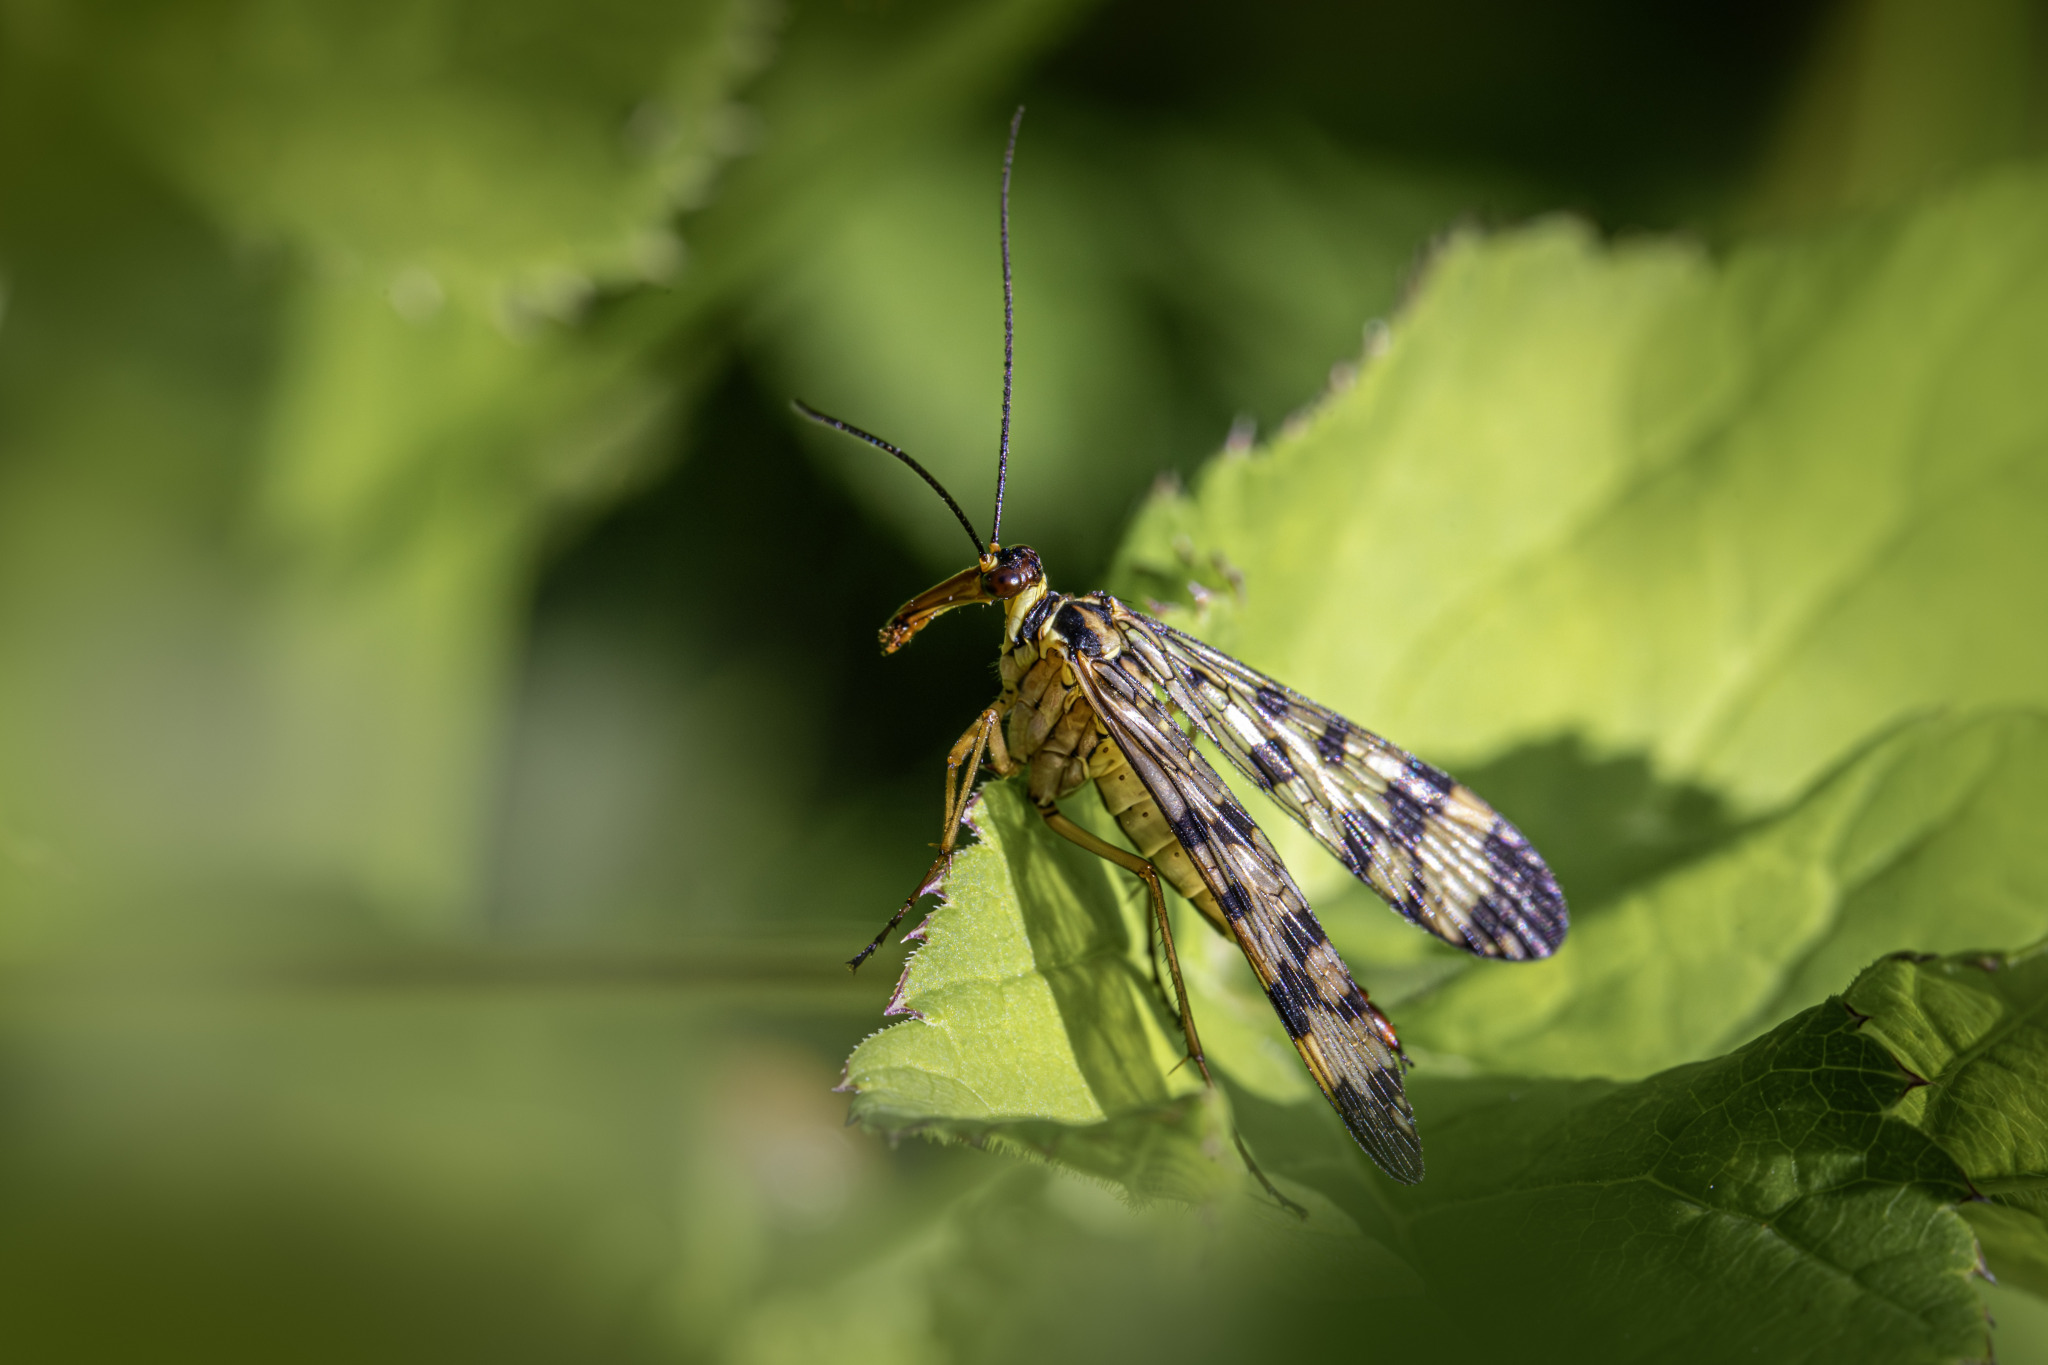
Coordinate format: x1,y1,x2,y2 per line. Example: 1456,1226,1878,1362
3,0,2047,1360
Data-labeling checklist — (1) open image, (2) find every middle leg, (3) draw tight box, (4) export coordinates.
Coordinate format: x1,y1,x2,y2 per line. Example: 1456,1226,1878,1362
1039,802,1305,1217
1039,805,1210,1083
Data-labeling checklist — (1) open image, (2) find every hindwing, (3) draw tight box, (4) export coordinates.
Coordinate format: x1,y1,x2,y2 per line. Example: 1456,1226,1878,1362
1066,643,1424,1184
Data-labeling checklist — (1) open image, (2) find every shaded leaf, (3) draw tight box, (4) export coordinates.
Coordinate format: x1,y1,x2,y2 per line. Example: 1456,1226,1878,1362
1847,943,2048,1297
11,0,779,315
1379,1001,1987,1365
1397,709,2048,1078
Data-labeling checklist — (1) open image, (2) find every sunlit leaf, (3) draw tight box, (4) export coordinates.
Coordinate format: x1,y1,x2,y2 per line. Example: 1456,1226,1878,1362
1114,167,2048,821
842,781,1224,1202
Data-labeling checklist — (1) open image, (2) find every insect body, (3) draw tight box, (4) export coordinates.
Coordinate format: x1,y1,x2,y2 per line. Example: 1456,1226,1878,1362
797,111,1566,1185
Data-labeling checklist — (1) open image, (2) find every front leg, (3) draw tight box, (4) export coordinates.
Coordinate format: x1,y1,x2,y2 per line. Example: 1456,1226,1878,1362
849,705,1009,971
941,703,1015,842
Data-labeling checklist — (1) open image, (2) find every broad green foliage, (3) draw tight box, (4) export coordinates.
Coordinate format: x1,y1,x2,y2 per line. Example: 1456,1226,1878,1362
1388,1002,1984,1364
1114,167,2048,816
844,782,1222,1202
7,0,2048,1356
851,809,2008,1360
0,0,762,924
843,161,2048,1361
1848,945,2048,1296
8,0,776,315
1397,709,2048,1078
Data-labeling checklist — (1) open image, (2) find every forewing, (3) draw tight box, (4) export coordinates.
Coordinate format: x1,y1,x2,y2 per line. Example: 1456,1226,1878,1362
1106,600,1568,961
1070,647,1424,1184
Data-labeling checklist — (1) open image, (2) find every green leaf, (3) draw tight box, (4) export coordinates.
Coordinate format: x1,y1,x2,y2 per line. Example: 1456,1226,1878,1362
1381,1001,1986,1364
842,161,2048,1185
842,781,1224,1202
1847,943,2048,1297
239,273,696,922
850,846,2002,1363
829,163,2048,1359
1113,166,2048,820
1397,708,2048,1078
18,0,777,316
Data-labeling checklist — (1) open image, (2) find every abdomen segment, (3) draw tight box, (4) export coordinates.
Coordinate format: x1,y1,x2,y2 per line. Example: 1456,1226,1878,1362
1096,761,1229,934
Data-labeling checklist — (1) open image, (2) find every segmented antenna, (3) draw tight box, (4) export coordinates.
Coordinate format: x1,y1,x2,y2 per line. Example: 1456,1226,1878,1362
790,400,987,557
990,104,1024,548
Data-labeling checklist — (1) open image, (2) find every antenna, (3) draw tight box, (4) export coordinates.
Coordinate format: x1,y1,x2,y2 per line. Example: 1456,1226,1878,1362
990,104,1024,547
790,399,987,557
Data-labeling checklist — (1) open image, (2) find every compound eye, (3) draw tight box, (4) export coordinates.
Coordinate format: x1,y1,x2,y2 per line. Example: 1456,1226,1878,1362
984,563,1031,598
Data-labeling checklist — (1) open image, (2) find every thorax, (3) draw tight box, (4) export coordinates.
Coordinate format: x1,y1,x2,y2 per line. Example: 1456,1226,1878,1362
997,591,1126,801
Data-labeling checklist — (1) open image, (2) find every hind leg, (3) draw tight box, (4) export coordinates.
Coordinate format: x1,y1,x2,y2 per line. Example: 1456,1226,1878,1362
1037,805,1303,1217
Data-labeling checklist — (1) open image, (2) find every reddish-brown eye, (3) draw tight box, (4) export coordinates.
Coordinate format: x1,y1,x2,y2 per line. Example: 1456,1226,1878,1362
981,545,1042,599
984,565,1029,597
982,546,1041,599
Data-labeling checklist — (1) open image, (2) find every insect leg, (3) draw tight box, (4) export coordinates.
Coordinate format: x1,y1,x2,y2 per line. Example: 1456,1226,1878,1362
940,705,1015,841
849,707,1007,972
1140,889,1168,1007
1038,807,1210,1085
1040,804,1304,1218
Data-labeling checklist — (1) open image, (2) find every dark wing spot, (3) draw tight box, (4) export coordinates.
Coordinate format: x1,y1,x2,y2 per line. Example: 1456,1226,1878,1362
1407,758,1457,799
1281,909,1329,949
1250,741,1296,787
1214,885,1253,922
1318,975,1370,1026
1316,720,1350,765
1218,802,1261,845
1338,810,1376,876
1168,810,1209,849
1466,895,1510,954
1483,821,1569,953
1383,783,1432,850
1266,959,1317,1039
1254,687,1290,719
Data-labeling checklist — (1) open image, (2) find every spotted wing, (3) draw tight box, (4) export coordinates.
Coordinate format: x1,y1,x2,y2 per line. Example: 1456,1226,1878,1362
1068,645,1424,1184
1104,600,1567,961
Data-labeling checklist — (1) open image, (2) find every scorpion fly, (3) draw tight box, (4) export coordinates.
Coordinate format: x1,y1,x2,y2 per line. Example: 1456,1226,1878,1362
793,108,1567,1185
